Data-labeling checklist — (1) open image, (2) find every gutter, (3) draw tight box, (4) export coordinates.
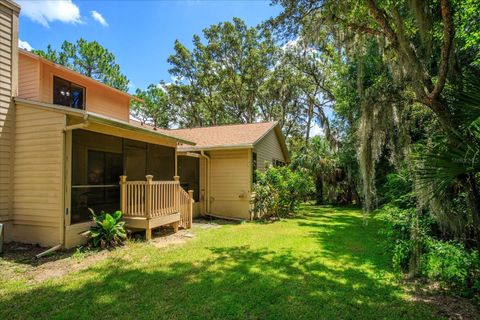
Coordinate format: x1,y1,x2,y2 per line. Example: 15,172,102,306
179,144,254,152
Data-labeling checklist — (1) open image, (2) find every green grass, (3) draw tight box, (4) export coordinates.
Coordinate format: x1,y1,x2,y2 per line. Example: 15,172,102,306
0,205,441,319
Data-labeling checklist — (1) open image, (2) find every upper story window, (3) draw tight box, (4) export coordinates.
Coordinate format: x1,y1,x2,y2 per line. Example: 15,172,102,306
53,76,85,109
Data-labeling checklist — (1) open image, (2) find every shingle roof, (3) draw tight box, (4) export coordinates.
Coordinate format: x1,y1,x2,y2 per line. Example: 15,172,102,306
165,122,279,151
130,120,290,162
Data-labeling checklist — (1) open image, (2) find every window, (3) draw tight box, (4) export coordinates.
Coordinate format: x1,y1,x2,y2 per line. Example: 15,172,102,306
252,152,257,184
53,76,85,109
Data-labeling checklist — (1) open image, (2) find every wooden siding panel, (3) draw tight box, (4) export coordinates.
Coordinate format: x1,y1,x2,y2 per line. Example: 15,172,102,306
0,4,17,224
253,129,286,172
12,104,65,246
209,149,251,219
18,53,40,100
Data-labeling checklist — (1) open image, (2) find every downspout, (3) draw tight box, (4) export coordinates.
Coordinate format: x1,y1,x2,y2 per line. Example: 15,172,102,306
200,150,211,215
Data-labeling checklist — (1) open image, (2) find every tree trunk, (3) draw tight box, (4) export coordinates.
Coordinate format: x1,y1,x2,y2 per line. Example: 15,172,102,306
315,175,323,205
408,206,422,278
305,102,313,145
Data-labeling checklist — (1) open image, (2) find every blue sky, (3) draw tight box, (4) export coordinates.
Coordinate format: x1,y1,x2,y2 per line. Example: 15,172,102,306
17,0,282,93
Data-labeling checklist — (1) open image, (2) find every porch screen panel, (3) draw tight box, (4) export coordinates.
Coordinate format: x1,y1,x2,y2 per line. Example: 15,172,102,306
124,144,147,181
178,156,200,201
71,130,123,224
147,144,175,181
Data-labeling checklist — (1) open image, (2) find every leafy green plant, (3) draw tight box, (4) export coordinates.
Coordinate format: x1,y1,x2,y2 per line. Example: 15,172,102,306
423,239,480,294
83,209,127,248
252,166,314,219
377,205,434,271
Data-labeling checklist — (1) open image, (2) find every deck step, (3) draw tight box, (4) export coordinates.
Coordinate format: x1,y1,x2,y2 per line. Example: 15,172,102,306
123,213,180,229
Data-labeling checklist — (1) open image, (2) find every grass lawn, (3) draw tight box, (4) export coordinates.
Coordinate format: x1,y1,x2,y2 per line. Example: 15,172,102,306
0,205,442,319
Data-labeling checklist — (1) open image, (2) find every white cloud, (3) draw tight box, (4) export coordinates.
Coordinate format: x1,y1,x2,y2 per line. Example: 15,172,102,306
18,39,33,51
17,0,82,27
91,10,108,27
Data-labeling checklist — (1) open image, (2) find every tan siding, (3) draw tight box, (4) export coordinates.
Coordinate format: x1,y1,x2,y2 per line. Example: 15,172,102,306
39,62,130,121
18,53,40,100
209,149,251,219
253,129,286,172
0,3,18,233
12,104,66,246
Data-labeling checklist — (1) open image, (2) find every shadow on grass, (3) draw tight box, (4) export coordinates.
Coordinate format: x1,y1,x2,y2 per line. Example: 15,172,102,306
295,205,393,271
0,205,441,320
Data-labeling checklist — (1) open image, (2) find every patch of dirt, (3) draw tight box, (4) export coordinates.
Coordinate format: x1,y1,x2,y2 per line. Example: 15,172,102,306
1,220,217,284
193,219,223,229
0,242,111,284
1,232,196,283
404,279,480,320
150,228,191,248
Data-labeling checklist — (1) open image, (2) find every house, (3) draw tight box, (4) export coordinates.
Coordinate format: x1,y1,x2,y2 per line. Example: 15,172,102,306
0,0,290,249
1,1,195,248
166,123,290,220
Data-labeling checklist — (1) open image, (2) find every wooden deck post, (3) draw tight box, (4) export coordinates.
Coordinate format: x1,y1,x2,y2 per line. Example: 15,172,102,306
145,175,153,219
188,190,194,229
174,176,180,212
120,175,127,214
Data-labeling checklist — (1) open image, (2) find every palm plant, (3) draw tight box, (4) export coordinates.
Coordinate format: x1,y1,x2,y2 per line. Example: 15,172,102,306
412,76,480,251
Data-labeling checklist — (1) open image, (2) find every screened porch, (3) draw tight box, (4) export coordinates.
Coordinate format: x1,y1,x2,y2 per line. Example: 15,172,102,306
69,129,193,238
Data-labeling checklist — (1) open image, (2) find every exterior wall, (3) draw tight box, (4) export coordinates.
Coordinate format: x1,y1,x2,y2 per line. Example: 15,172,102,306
17,51,131,122
39,62,131,121
0,1,19,241
209,149,251,220
12,103,66,246
253,129,286,172
18,52,40,100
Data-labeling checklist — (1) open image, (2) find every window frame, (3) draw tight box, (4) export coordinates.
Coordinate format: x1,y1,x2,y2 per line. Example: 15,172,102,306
53,76,86,110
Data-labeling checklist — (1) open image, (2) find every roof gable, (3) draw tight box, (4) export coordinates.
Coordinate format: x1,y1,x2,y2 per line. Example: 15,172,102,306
167,122,290,162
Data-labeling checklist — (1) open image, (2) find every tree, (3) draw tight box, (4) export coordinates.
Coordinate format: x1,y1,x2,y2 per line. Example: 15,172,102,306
272,0,480,256
167,18,277,127
33,38,129,91
131,83,172,129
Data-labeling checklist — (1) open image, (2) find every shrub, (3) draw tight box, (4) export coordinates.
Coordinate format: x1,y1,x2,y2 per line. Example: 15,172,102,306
423,239,480,294
377,205,434,271
83,209,127,248
252,166,314,219
378,206,480,296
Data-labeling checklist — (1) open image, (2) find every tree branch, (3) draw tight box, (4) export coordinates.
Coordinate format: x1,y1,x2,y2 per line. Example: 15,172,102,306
428,0,454,101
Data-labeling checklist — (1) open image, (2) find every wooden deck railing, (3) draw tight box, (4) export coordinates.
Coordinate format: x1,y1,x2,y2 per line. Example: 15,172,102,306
119,175,193,229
